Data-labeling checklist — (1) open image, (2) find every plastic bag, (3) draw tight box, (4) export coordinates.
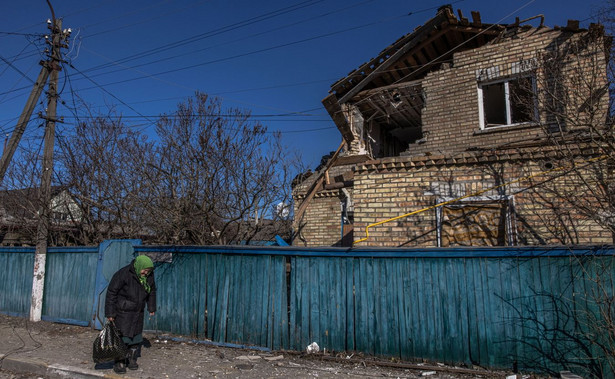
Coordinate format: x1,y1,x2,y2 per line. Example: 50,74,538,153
92,321,127,363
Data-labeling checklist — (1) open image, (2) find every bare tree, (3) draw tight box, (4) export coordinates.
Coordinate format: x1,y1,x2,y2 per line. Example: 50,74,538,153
137,92,293,245
55,109,152,245
493,21,615,245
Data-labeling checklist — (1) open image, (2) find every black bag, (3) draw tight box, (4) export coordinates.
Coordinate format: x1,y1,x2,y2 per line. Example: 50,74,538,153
92,321,127,363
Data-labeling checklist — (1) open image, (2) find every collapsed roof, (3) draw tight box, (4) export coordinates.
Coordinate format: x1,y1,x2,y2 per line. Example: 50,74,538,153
322,5,541,150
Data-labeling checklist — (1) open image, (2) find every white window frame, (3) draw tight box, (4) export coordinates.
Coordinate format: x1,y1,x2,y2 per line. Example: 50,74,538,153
477,75,538,130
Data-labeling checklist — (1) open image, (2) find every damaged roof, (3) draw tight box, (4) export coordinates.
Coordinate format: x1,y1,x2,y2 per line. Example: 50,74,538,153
321,5,589,145
329,5,505,101
322,5,508,142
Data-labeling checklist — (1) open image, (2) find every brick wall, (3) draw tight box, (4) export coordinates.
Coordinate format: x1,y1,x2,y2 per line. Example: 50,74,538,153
351,153,613,247
292,165,354,247
293,190,343,246
409,27,609,157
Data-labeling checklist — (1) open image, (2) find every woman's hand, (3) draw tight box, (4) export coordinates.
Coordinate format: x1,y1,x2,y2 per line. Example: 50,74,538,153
107,317,114,322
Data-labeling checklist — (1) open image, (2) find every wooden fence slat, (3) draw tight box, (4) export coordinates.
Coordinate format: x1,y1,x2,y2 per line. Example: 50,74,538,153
344,257,354,352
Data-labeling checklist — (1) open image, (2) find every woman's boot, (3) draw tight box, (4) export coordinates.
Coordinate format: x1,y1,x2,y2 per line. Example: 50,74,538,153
127,346,139,370
113,359,127,374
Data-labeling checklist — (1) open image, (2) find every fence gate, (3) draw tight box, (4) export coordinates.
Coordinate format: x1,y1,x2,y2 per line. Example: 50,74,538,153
90,240,140,329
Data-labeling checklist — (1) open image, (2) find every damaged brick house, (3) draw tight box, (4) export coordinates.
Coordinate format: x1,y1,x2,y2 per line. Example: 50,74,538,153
293,5,612,247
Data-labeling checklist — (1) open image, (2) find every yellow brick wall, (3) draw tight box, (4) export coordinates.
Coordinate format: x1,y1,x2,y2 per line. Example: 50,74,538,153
351,155,613,247
410,27,609,157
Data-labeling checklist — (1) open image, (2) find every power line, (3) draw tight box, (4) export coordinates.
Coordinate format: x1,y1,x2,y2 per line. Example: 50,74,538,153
0,54,36,85
82,0,209,39
75,12,410,92
58,106,324,118
60,0,118,19
63,64,336,136
66,63,156,127
5,2,452,123
0,31,45,37
81,0,374,80
75,0,459,86
82,0,324,73
76,0,176,32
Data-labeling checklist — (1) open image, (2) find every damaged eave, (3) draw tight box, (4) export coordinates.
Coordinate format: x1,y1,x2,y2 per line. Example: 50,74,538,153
322,93,354,145
447,24,503,35
353,80,424,129
334,9,455,105
321,7,454,146
321,5,510,150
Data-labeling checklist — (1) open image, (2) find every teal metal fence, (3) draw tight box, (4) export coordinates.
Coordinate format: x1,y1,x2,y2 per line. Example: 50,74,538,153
0,242,613,377
0,246,97,324
42,246,98,326
0,247,34,316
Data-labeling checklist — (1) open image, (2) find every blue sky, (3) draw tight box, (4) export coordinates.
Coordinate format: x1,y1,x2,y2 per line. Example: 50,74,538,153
0,0,606,170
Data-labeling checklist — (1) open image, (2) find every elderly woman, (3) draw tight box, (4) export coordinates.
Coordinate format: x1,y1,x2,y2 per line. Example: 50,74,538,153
105,255,157,374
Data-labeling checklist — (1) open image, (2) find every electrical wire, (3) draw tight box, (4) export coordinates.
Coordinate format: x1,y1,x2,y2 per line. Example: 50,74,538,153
76,0,174,32
82,0,209,39
63,67,82,126
5,0,591,139
63,62,329,135
66,63,156,127
81,0,375,80
74,12,410,92
82,0,324,73
55,71,334,136
75,0,457,84
0,31,45,37
9,2,456,123
0,54,36,85
60,0,118,19
0,316,43,365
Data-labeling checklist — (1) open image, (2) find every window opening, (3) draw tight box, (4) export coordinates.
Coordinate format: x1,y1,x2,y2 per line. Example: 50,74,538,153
479,76,537,128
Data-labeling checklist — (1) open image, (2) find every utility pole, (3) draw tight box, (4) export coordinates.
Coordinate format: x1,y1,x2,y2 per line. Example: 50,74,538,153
30,2,70,322
0,60,51,183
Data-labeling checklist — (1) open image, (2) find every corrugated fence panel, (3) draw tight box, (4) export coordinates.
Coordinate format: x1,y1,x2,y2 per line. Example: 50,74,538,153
145,253,207,337
42,248,98,325
289,256,353,352
0,249,34,316
145,251,288,350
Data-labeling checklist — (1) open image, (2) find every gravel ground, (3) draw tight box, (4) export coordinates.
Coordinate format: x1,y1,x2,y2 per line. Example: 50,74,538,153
0,314,530,378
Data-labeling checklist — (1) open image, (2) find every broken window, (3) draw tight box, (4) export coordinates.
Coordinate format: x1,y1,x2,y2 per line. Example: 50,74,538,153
478,76,537,128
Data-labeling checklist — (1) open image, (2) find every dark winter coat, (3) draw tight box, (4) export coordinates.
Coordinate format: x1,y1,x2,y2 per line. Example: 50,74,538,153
104,260,156,338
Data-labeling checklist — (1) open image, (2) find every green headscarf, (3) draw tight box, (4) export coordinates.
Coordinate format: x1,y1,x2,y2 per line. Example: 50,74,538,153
134,255,154,293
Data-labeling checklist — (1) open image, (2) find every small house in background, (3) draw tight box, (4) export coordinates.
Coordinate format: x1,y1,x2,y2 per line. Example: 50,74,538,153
293,6,612,247
234,218,292,246
0,186,82,246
